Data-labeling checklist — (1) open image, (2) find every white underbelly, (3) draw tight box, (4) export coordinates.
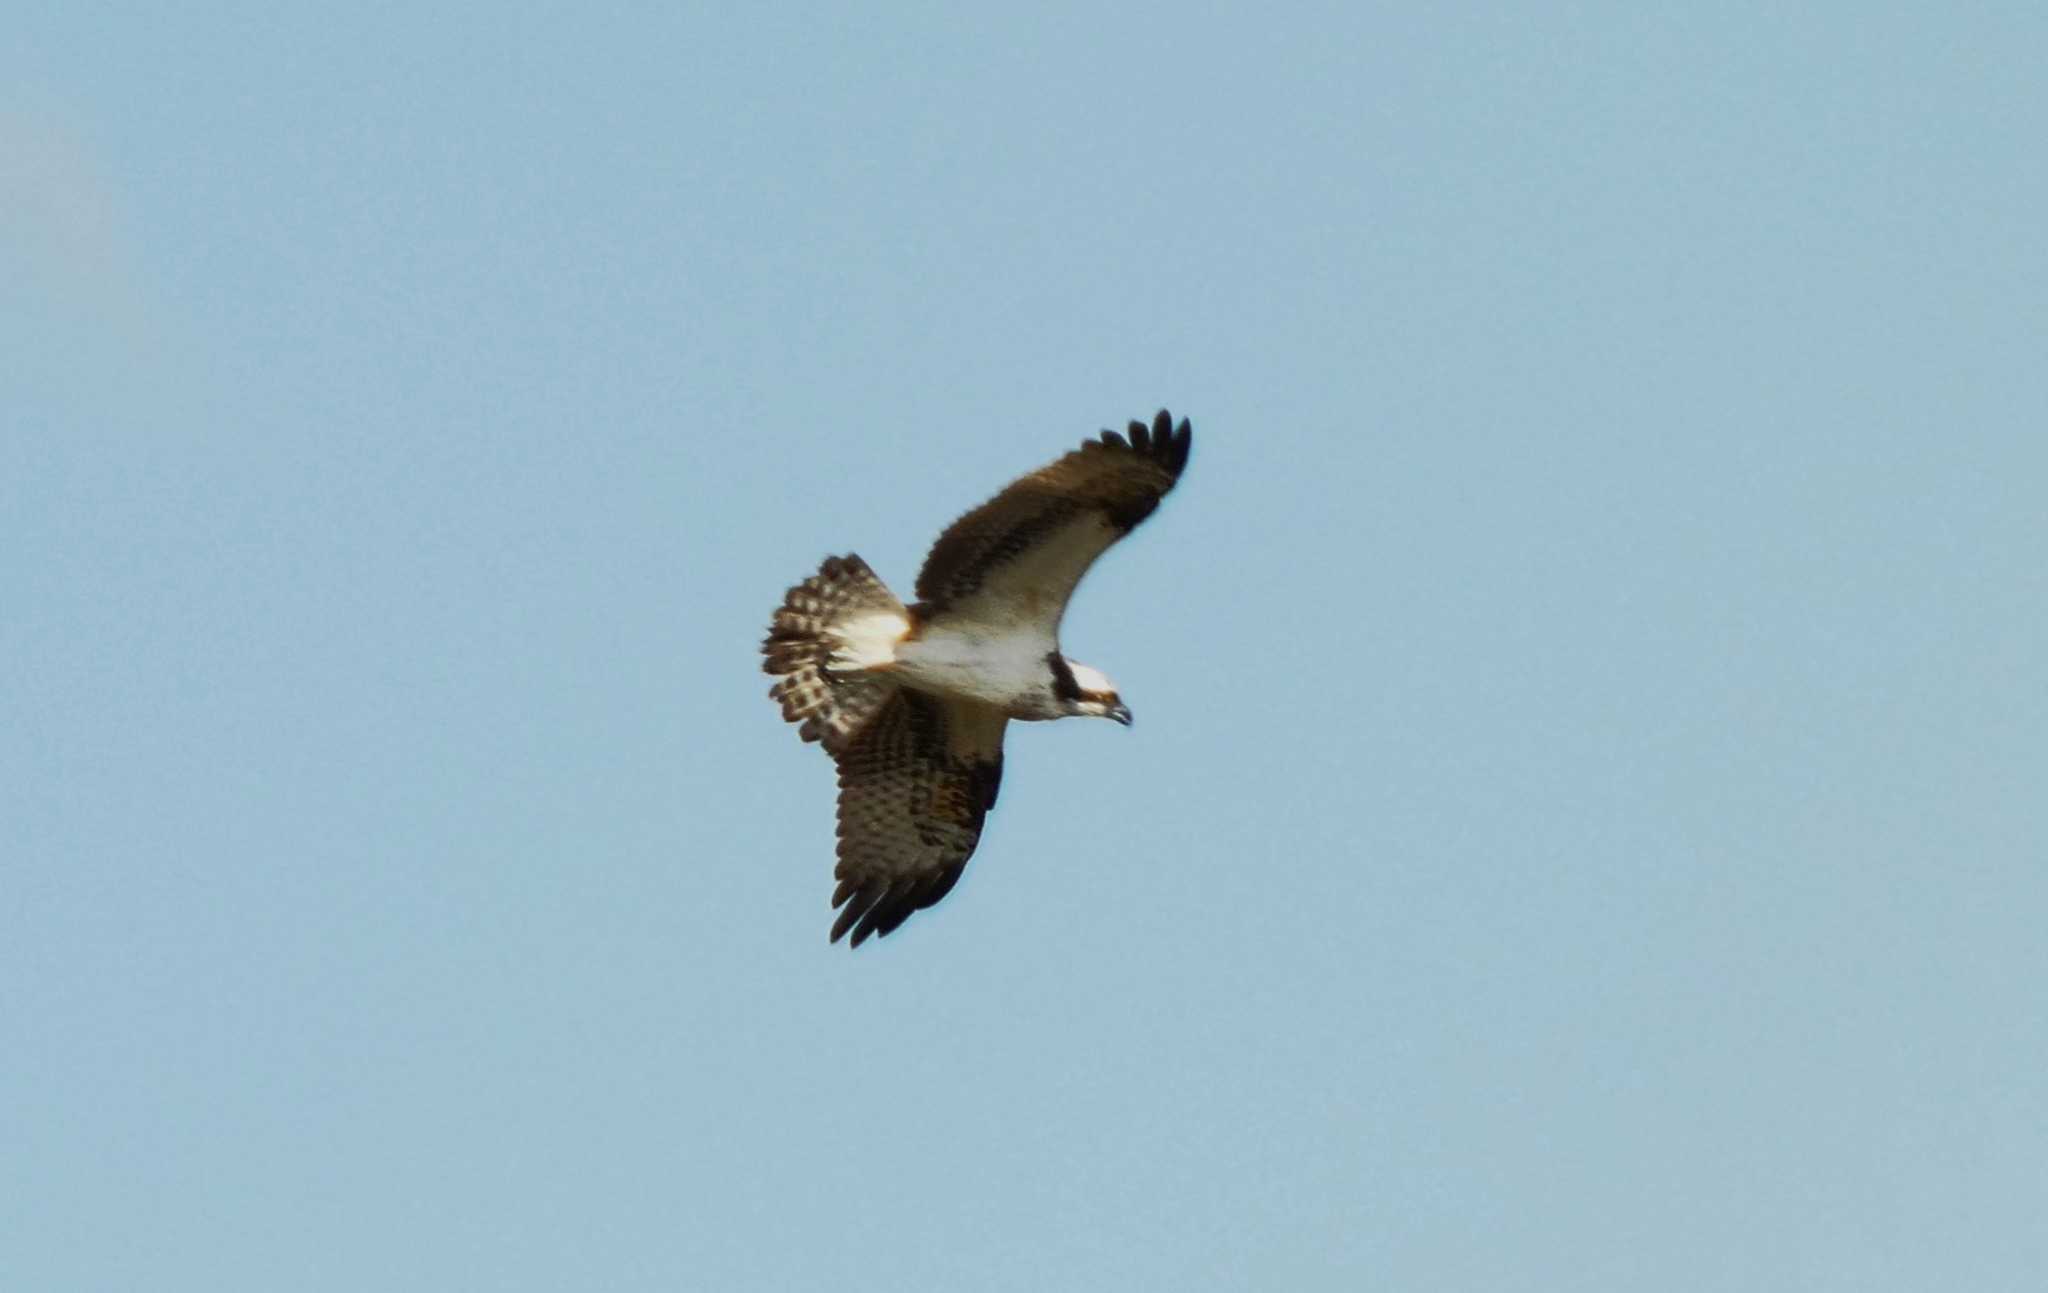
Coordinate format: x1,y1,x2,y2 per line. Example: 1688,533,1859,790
893,625,1054,714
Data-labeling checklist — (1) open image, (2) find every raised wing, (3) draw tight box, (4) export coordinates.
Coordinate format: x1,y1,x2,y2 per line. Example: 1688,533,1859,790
914,410,1192,630
830,689,1007,946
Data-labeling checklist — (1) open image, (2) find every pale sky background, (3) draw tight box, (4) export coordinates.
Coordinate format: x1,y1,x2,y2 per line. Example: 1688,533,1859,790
6,5,2045,1290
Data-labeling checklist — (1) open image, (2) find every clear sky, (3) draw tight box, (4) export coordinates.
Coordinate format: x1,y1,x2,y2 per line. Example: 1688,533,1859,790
6,5,2045,1289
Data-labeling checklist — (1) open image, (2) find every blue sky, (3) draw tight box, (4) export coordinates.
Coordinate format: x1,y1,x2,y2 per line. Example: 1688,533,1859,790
6,5,2045,1289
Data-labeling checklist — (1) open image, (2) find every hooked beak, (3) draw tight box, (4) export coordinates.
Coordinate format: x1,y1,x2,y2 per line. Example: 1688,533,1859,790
1107,701,1133,727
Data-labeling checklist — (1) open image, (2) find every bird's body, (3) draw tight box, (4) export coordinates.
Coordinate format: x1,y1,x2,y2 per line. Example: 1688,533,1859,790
762,410,1192,946
890,623,1054,715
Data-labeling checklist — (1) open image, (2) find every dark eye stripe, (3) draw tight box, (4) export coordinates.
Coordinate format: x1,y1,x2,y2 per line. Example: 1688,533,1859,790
1046,652,1083,702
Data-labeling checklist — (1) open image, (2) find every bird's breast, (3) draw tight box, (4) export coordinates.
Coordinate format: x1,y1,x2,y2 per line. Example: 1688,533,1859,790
891,623,1058,717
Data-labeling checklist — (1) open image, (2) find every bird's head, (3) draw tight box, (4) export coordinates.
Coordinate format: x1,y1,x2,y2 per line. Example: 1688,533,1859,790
1050,655,1132,726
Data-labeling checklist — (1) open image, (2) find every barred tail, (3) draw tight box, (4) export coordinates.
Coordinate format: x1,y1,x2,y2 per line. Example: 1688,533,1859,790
762,554,909,753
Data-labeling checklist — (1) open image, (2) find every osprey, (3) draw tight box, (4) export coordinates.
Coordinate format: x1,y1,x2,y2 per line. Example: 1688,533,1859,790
763,409,1193,946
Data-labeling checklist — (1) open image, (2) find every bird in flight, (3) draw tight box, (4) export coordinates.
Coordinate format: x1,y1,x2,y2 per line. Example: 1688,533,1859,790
762,409,1194,946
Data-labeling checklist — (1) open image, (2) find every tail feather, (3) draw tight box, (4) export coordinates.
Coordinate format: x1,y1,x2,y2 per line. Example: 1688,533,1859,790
763,555,909,754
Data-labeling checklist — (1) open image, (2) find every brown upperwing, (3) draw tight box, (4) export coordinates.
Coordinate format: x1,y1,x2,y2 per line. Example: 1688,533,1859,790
912,410,1192,627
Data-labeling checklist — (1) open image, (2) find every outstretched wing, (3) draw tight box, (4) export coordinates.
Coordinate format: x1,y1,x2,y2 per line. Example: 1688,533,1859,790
914,410,1192,631
830,689,1008,947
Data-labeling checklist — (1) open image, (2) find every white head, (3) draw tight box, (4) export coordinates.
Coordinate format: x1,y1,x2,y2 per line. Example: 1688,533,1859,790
1048,654,1132,726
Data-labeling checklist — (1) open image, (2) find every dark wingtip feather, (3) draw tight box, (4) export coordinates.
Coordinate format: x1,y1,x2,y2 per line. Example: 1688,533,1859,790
828,866,963,947
830,903,860,944
853,882,913,945
830,878,880,944
1096,411,1193,475
832,877,911,948
1122,409,1190,477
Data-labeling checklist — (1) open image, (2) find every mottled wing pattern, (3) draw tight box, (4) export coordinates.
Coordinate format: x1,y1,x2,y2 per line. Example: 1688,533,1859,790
831,689,1007,946
914,410,1192,629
